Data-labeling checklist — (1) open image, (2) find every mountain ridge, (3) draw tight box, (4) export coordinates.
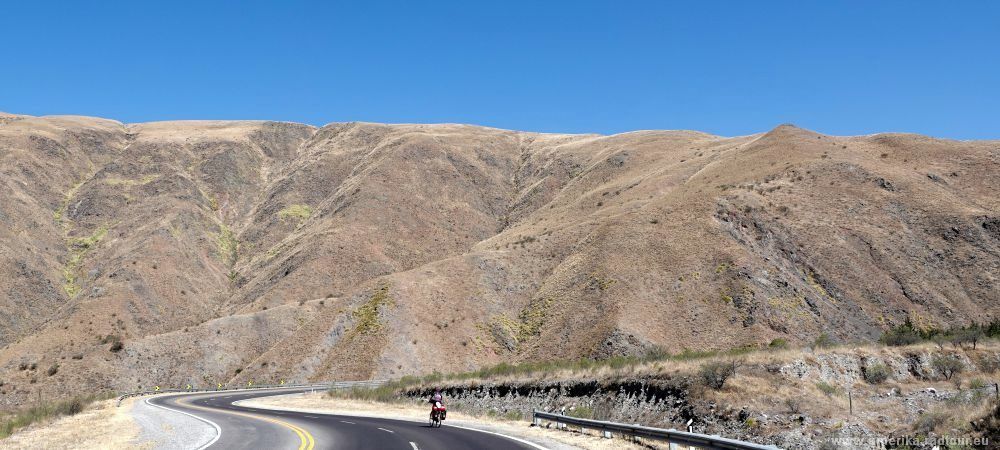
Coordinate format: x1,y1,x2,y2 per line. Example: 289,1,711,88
0,113,996,408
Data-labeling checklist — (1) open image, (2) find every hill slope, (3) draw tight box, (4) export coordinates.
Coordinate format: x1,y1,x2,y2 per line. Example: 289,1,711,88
0,113,997,407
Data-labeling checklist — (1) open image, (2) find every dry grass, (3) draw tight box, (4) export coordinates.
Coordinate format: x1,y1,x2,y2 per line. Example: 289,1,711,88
0,398,142,449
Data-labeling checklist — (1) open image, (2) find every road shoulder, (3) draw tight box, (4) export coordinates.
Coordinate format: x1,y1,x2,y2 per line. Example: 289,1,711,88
131,394,218,450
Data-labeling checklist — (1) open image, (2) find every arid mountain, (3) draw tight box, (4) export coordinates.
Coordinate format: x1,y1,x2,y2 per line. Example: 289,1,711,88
0,112,997,408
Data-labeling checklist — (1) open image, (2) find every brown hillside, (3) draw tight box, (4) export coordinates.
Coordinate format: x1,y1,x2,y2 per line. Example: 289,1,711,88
0,113,997,408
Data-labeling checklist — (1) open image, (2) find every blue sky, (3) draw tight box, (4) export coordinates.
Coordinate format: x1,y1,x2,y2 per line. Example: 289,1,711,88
2,1,998,138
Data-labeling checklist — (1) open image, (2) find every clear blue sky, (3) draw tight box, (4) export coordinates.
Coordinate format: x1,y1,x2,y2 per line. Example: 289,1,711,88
3,1,998,138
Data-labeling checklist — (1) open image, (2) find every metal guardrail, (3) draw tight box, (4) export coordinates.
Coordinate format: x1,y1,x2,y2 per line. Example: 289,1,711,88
532,410,780,450
116,380,386,406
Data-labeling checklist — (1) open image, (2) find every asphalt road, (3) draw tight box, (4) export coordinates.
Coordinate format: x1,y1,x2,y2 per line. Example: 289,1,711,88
148,388,545,450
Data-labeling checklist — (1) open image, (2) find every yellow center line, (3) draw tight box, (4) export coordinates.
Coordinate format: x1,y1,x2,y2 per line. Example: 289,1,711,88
176,396,316,450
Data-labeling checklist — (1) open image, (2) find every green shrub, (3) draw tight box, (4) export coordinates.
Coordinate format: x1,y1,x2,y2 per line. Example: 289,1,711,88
278,204,314,223
863,362,891,384
812,333,835,349
986,319,1000,338
931,354,965,380
949,326,984,349
768,338,788,349
879,319,922,346
566,405,594,419
815,381,839,396
503,410,524,421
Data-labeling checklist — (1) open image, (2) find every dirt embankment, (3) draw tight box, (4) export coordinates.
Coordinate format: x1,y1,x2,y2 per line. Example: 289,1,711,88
377,343,1000,449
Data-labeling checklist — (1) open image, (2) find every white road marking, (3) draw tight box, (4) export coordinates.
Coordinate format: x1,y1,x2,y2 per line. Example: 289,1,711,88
378,427,395,433
445,424,551,450
410,442,419,450
144,397,222,450
305,415,319,419
227,393,553,450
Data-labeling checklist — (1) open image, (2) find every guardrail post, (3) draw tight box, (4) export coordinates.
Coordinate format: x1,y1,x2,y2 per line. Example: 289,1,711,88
602,430,612,439
532,410,541,427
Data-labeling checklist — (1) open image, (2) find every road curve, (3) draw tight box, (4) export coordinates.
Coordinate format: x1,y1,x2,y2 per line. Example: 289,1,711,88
148,387,546,450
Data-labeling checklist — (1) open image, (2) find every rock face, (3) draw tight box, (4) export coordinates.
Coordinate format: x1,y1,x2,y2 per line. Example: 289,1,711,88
0,113,997,407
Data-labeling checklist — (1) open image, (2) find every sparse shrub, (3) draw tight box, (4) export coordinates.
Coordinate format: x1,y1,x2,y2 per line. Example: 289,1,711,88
970,378,987,390
503,410,524,421
328,384,402,403
769,338,788,349
278,204,314,223
816,381,839,396
913,410,951,434
949,326,984,349
101,334,125,353
932,354,964,380
422,371,444,384
699,360,738,390
65,398,83,415
971,398,1000,443
976,354,1000,374
643,345,670,360
0,393,108,438
46,364,58,377
785,397,803,414
932,333,948,350
863,362,891,384
812,333,835,349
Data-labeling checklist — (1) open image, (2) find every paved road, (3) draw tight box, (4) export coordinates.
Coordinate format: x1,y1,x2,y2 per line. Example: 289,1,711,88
148,388,545,450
